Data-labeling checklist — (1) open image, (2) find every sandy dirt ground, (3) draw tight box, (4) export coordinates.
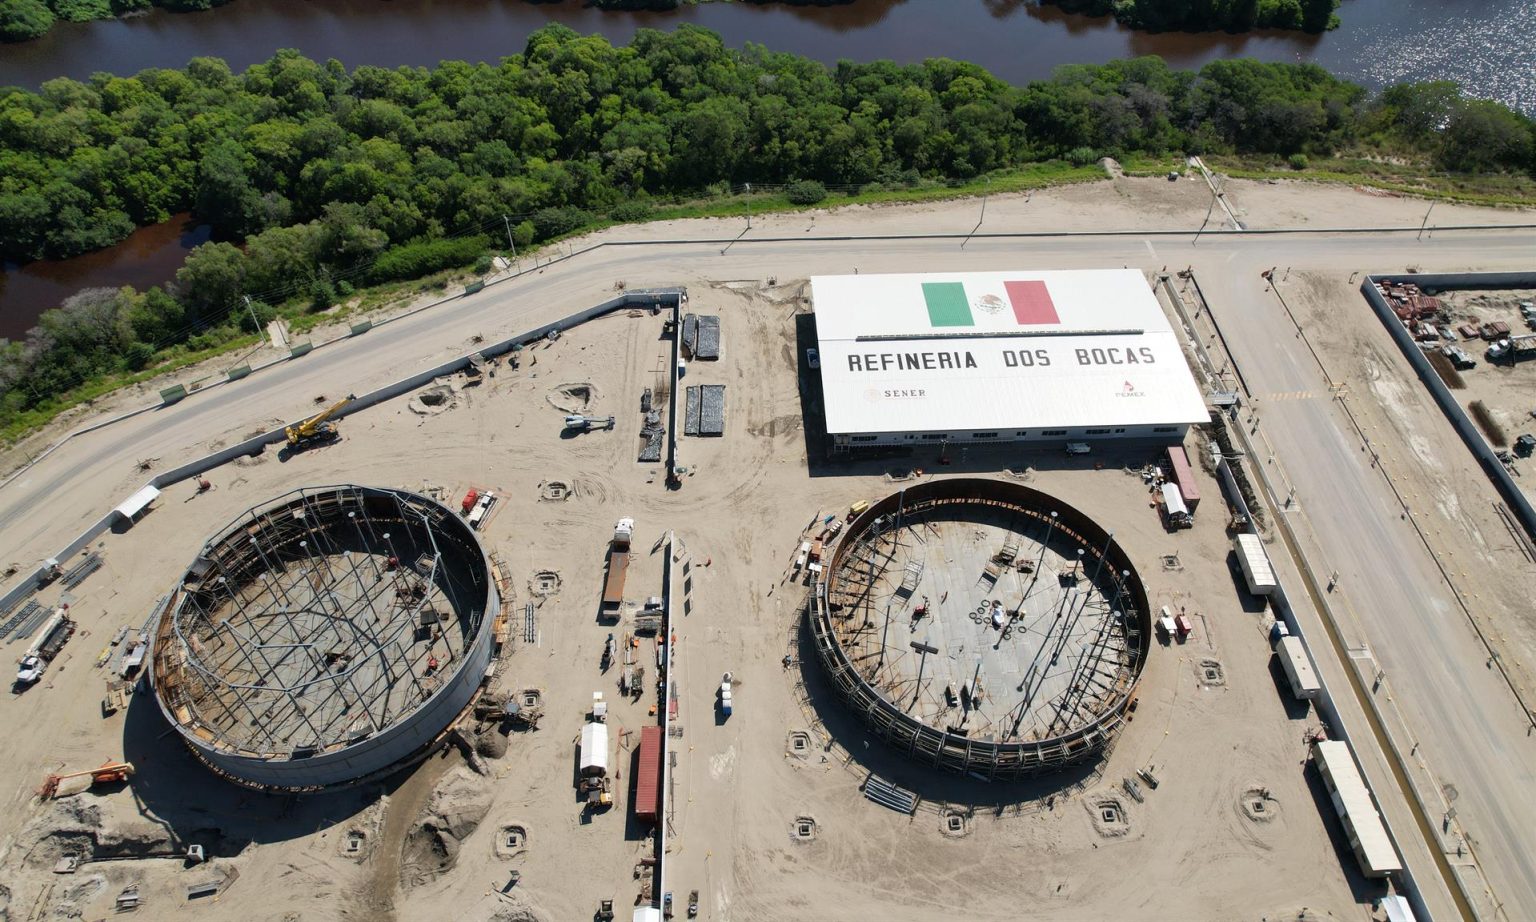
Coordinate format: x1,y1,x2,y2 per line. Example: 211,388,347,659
0,175,1532,922
0,280,1380,922
1264,273,1536,709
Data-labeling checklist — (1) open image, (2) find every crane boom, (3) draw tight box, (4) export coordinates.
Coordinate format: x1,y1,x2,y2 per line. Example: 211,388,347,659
285,394,356,449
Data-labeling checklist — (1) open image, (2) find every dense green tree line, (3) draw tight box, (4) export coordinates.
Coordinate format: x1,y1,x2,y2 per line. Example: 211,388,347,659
1042,0,1339,33
2,25,1534,430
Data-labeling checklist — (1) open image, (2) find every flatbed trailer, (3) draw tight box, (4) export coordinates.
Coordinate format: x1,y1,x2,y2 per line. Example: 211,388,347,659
601,518,634,619
602,551,630,619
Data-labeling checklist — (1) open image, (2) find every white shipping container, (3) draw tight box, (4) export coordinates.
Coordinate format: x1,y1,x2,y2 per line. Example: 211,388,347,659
1276,635,1321,700
1234,534,1277,596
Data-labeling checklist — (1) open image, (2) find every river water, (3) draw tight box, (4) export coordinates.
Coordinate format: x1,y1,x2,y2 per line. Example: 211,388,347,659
1,0,1531,340
3,0,1531,112
0,217,210,341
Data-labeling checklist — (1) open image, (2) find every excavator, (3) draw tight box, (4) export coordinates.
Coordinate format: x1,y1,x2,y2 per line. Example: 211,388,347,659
284,394,356,451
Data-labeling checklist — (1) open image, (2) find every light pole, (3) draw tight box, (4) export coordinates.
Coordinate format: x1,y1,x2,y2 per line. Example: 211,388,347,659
1418,201,1436,241
745,183,752,230
503,214,518,264
910,640,938,709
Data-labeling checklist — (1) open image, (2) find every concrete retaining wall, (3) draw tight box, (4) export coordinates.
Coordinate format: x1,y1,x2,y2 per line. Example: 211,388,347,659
1215,439,1431,922
1362,272,1536,547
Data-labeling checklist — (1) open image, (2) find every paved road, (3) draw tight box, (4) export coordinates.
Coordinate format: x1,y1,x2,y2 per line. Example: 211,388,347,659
3,225,1535,918
1194,250,1536,921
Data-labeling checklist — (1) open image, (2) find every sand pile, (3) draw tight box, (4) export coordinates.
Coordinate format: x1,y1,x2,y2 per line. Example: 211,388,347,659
545,383,596,413
398,767,493,890
484,895,549,922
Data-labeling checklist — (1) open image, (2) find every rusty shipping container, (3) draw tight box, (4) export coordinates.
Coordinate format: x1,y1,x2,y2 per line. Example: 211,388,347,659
635,725,663,823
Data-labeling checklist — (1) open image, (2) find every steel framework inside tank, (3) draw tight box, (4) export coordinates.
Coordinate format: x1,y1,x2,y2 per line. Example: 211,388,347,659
155,485,488,760
807,478,1151,779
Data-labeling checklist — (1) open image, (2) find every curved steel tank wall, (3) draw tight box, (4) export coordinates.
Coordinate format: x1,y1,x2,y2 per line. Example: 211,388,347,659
151,485,497,792
807,477,1151,779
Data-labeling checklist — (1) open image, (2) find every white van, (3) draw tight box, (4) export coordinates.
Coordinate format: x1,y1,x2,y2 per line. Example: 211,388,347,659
1065,442,1091,455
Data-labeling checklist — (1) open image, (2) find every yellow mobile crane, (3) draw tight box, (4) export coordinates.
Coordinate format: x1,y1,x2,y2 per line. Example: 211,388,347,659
285,394,355,451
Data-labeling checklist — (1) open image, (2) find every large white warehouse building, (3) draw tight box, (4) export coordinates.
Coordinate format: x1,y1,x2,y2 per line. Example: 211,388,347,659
810,269,1209,452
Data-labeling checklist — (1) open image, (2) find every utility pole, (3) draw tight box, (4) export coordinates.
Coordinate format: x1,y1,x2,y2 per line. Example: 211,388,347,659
503,215,518,262
244,296,267,347
744,183,752,230
1418,202,1436,241
1194,185,1219,244
960,178,989,250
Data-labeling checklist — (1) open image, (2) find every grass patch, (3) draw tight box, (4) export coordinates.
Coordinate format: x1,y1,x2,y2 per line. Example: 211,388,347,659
1119,154,1186,177
0,335,262,443
1206,155,1536,207
1425,349,1466,389
644,161,1106,224
1470,399,1508,447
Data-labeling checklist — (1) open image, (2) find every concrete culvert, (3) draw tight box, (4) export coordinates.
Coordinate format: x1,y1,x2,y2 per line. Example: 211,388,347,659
410,382,459,415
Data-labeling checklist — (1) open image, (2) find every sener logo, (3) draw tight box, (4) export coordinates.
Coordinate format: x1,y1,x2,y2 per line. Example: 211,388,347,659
865,387,927,401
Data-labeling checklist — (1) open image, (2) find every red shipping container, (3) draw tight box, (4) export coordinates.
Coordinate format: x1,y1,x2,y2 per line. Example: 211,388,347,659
635,725,663,824
1166,447,1201,515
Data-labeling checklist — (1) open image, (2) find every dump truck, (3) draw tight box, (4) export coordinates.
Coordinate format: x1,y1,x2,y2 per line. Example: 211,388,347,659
1275,635,1321,700
16,610,74,687
1487,333,1536,364
601,518,634,620
466,491,496,530
1234,534,1277,596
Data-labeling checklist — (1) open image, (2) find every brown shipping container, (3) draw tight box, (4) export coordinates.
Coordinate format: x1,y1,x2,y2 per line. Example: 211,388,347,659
1166,447,1201,514
635,725,663,823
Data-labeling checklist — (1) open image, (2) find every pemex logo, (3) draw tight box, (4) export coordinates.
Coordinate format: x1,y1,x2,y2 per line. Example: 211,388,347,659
922,279,1059,328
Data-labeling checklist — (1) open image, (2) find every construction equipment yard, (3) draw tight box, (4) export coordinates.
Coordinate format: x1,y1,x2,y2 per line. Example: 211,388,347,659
0,177,1533,922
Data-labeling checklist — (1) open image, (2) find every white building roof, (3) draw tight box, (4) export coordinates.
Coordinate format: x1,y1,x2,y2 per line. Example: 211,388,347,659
811,269,1209,435
1314,740,1403,875
579,721,609,774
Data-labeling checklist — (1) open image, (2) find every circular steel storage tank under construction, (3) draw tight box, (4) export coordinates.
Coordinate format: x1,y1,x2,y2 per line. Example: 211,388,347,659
807,477,1152,780
150,485,497,792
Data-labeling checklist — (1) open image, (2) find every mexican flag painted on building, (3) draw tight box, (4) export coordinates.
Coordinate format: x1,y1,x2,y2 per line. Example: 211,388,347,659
921,280,1060,328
